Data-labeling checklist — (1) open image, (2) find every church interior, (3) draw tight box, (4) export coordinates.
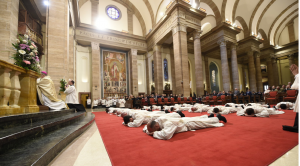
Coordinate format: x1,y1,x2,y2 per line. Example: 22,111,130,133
0,0,299,165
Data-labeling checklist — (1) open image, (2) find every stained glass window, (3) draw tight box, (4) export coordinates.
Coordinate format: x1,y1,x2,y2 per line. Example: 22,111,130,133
212,70,216,86
164,59,168,81
152,61,154,82
106,7,120,20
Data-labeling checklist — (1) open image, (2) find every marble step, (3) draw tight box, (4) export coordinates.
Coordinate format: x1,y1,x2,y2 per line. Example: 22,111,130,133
0,109,76,131
0,112,95,166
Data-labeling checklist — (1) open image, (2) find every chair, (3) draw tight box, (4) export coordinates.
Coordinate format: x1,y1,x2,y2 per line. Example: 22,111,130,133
149,98,157,106
158,98,164,106
226,95,232,103
171,98,178,105
184,97,191,104
243,95,250,103
178,97,184,104
265,91,278,104
254,94,260,102
165,98,171,105
203,96,210,105
209,96,217,106
141,99,148,106
217,95,226,105
189,97,196,104
283,90,298,102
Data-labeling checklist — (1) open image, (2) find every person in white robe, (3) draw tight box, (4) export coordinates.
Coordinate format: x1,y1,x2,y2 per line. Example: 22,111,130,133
236,106,284,117
106,98,112,107
283,64,298,132
123,111,181,127
207,106,243,115
101,99,106,107
119,97,126,108
152,105,161,110
36,71,66,110
143,115,224,140
64,80,79,104
189,104,210,113
86,97,91,108
92,99,98,109
275,102,295,110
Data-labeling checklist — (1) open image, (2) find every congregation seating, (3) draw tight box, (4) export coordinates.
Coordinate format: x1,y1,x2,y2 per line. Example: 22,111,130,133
217,95,227,105
265,91,279,104
283,90,298,102
189,97,196,104
165,98,171,105
157,98,164,106
171,98,178,105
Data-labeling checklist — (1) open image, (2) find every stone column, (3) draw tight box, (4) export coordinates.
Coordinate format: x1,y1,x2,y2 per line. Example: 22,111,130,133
169,47,176,95
272,58,279,86
69,28,75,80
241,65,246,91
228,62,233,91
153,45,163,94
172,24,189,97
287,22,295,42
247,50,257,91
230,43,240,91
47,0,70,93
145,53,150,94
217,39,230,92
193,30,204,96
130,49,138,96
91,42,101,101
91,0,99,25
127,10,133,34
0,0,19,63
266,58,274,87
204,56,210,94
255,53,263,92
289,55,294,82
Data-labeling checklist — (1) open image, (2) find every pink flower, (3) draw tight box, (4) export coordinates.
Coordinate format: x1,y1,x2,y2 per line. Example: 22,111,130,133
31,43,37,48
23,60,31,65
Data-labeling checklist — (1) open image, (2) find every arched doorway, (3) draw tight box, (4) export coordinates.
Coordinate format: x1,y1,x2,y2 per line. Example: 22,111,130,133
209,62,219,93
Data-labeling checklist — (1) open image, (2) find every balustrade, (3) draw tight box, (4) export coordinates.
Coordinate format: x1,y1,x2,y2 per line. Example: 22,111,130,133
0,60,39,116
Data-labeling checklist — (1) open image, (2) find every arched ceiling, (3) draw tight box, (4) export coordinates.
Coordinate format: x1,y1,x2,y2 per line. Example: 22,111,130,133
78,0,298,45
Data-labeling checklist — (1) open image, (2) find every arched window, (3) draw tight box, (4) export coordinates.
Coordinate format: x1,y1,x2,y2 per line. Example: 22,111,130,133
152,61,154,82
212,70,216,86
164,59,168,81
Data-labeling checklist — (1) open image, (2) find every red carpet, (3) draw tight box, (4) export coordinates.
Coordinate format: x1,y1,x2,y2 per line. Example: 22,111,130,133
93,110,298,166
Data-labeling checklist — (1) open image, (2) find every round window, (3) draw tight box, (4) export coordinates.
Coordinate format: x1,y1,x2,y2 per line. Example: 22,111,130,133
106,5,122,20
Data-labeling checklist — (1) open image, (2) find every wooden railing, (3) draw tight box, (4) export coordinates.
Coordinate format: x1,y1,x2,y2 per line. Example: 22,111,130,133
0,60,39,116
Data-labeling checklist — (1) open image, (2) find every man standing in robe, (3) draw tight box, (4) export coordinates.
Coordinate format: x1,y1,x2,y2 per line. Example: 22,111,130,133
37,71,66,110
64,80,78,104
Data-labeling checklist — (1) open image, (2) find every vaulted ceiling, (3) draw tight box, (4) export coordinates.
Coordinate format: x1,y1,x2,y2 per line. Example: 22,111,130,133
34,0,298,46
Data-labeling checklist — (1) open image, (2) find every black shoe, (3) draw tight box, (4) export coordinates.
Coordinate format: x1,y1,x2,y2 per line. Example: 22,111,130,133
217,114,227,123
177,111,185,117
165,110,170,113
267,105,270,108
208,113,214,117
241,105,244,109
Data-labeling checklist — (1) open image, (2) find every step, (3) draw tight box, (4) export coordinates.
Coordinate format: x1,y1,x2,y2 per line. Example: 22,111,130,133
0,112,95,166
0,109,76,131
0,111,85,154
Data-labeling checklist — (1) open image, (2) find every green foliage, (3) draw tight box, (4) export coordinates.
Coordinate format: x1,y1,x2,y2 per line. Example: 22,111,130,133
59,79,67,92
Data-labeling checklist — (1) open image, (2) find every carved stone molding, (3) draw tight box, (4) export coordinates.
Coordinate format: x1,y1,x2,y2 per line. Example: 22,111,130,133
172,23,187,35
131,49,137,56
193,30,202,40
230,43,238,50
91,42,99,50
217,39,228,47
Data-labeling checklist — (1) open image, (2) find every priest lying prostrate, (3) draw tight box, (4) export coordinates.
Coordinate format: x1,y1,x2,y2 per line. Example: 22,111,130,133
64,80,78,104
37,71,66,110
144,115,225,140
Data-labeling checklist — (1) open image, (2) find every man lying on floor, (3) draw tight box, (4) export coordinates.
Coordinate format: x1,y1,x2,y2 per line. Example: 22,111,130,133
189,104,210,113
237,107,284,117
123,111,184,127
207,106,242,115
143,115,225,140
275,102,295,110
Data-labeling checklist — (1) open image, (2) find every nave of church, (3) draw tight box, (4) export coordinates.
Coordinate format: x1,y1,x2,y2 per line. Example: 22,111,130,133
0,0,299,165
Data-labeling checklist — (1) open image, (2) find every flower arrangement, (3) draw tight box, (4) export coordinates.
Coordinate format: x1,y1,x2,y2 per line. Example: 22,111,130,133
11,34,41,73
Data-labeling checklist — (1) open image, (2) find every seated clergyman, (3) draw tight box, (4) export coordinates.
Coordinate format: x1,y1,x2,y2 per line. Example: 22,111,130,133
37,71,66,110
143,115,224,140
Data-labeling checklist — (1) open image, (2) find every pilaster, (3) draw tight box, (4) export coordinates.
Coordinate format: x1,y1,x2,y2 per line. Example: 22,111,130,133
217,39,230,92
130,49,138,96
247,50,257,91
193,30,204,96
91,42,101,101
230,43,240,90
153,45,163,94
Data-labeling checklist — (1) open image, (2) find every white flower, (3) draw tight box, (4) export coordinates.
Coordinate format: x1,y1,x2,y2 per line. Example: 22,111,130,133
16,39,20,43
19,50,26,55
33,50,38,53
37,64,41,68
29,52,34,56
22,40,27,43
24,34,28,39
29,46,34,49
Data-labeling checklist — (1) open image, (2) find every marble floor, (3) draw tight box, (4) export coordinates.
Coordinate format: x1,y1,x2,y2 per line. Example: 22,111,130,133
49,108,299,166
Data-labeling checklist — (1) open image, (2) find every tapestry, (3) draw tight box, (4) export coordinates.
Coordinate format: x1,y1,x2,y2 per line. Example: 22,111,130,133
103,51,127,96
